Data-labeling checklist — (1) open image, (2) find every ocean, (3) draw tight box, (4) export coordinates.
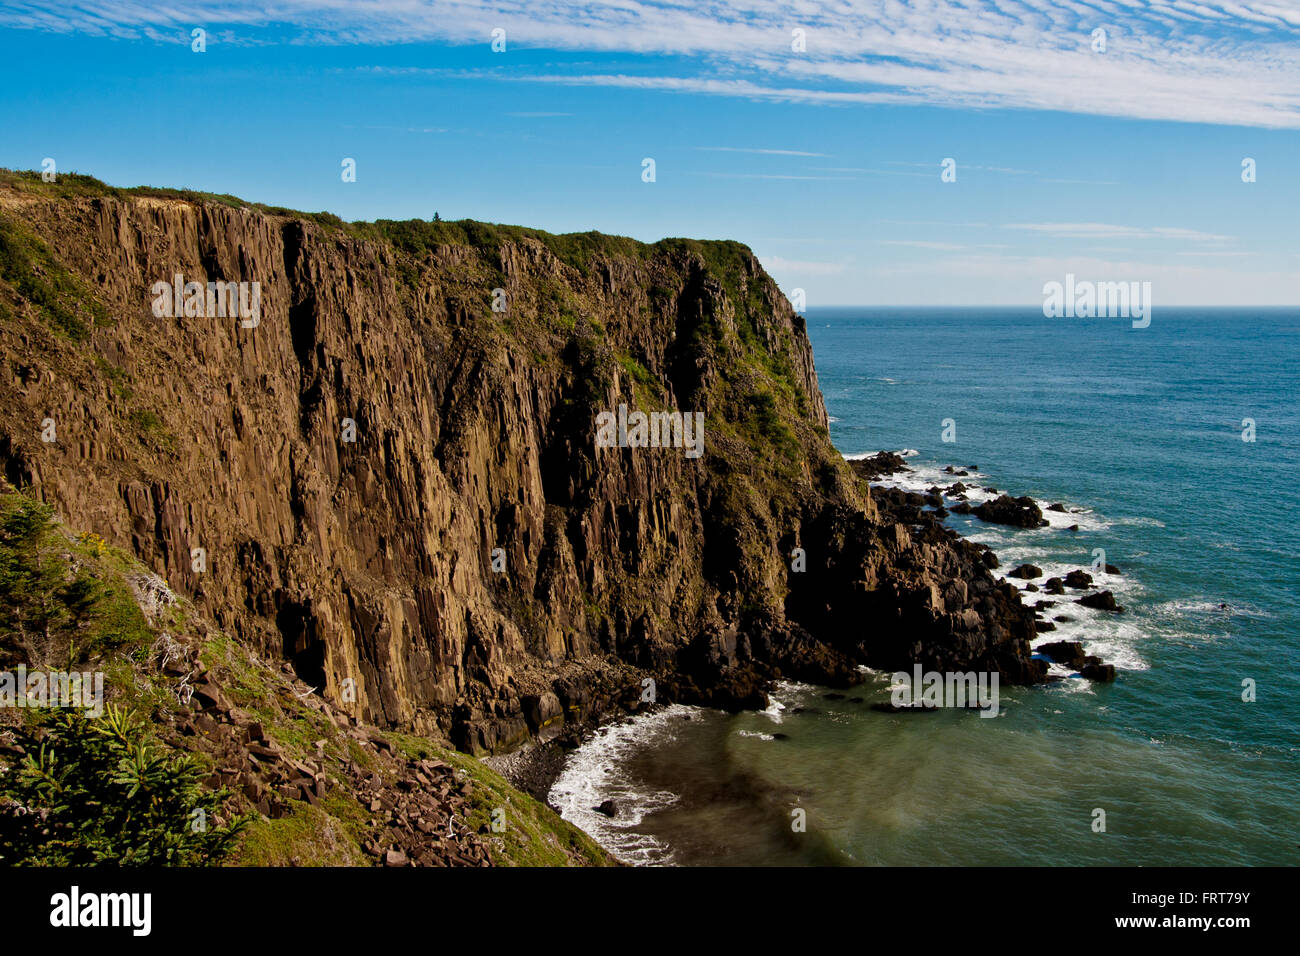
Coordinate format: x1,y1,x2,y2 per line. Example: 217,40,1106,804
548,307,1300,866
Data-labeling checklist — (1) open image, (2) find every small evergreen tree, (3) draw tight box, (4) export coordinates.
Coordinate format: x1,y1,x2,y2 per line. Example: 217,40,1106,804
0,705,248,865
0,496,100,668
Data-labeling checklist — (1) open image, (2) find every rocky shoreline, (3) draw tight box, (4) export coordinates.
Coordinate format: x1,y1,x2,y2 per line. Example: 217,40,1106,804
493,450,1125,816
849,452,1120,683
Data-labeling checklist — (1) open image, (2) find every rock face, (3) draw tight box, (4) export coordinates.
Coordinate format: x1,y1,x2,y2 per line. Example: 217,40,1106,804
0,175,1047,753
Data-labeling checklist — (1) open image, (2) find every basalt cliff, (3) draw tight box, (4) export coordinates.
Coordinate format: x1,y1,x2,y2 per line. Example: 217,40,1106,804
0,171,1045,759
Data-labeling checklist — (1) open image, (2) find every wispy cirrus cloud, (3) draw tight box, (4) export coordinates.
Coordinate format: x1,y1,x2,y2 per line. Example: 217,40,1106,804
688,171,854,181
695,146,829,157
877,239,967,251
4,2,1299,128
1006,222,1235,241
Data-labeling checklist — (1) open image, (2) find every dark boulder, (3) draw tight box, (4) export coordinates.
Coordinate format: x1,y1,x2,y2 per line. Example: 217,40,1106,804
1036,640,1086,668
1008,563,1043,579
1063,569,1093,589
973,494,1044,528
848,451,909,481
1081,663,1116,682
1076,591,1123,612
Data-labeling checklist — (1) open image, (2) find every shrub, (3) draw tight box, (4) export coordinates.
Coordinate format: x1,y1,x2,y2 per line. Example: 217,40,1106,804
0,706,247,866
0,491,151,670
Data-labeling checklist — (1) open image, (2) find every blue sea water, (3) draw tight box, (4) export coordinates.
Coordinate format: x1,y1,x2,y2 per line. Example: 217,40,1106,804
550,307,1300,866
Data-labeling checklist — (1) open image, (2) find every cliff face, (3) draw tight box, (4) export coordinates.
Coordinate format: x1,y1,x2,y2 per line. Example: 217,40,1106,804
0,172,1043,754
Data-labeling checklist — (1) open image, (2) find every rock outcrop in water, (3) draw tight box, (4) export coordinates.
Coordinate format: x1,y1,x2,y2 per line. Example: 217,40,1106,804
0,171,1046,756
974,494,1047,528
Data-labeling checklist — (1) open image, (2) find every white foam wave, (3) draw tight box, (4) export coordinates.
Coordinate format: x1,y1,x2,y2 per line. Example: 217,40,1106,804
760,680,817,724
547,705,698,865
1031,607,1149,671
761,695,787,722
1152,598,1272,620
860,457,1113,533
1116,516,1167,528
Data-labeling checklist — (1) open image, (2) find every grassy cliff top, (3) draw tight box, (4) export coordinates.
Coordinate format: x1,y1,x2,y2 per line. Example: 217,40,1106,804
0,168,757,277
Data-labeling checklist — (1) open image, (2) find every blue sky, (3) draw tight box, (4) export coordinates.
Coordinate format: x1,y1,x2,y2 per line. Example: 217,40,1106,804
1,1,1297,304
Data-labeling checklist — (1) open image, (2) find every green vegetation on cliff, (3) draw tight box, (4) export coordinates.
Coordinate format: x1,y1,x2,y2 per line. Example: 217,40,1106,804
0,210,109,341
0,485,613,867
